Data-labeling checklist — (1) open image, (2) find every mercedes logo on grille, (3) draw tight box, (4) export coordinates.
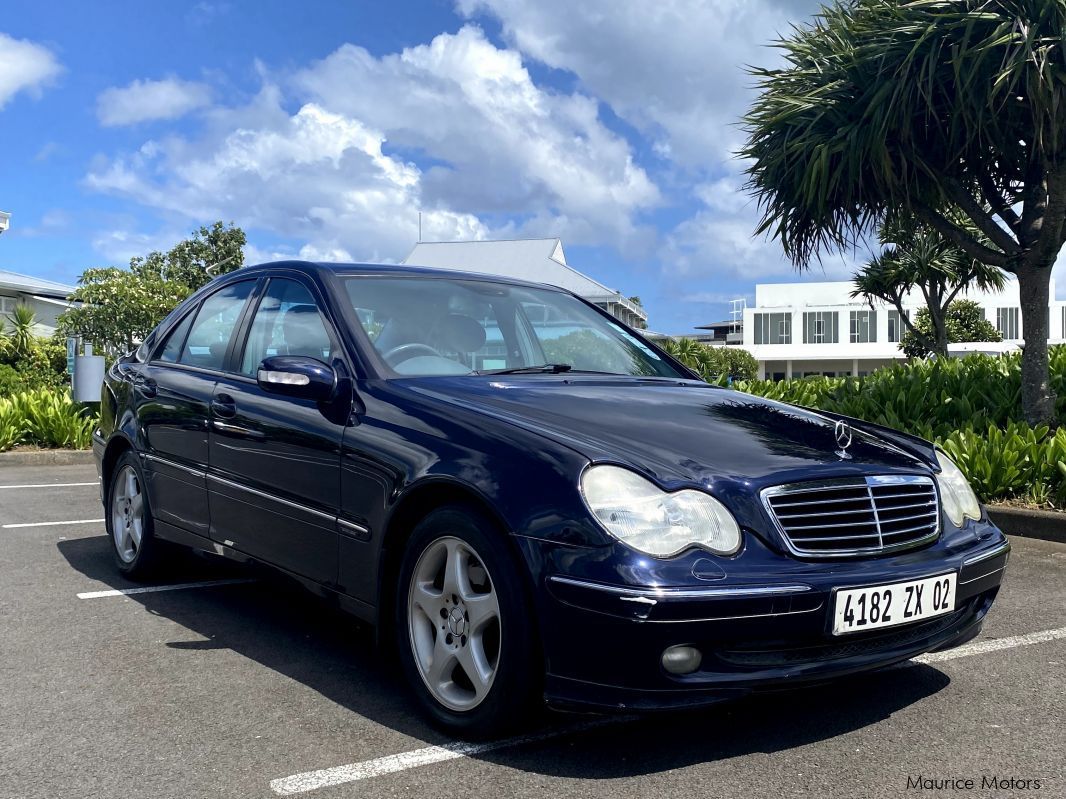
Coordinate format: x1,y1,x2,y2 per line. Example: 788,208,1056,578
834,420,853,460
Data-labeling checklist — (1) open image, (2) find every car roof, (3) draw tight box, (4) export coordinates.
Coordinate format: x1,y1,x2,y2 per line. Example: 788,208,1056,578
239,260,566,293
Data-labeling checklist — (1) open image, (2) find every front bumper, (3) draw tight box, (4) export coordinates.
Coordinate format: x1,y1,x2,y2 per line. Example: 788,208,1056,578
517,520,1009,711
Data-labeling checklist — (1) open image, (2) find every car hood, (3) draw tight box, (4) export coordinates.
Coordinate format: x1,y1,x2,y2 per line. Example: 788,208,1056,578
400,376,930,489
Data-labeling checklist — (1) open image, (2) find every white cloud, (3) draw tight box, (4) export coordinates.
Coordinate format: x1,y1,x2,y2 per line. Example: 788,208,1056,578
86,27,658,263
91,227,188,263
293,26,659,244
0,32,62,110
662,176,858,282
86,92,489,262
96,77,213,126
457,0,821,168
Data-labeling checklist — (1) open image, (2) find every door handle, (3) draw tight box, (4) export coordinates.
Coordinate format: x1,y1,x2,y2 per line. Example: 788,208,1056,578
133,374,157,398
211,394,237,419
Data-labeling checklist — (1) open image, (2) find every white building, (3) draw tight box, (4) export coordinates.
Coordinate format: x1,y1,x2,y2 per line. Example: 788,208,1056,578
403,238,648,328
0,269,75,336
742,279,1065,380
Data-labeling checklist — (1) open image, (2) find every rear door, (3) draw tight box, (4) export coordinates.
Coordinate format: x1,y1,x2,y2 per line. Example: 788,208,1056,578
207,275,348,585
136,279,257,539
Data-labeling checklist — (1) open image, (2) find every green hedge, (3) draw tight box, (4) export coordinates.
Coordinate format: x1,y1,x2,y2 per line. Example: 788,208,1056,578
717,347,1066,507
0,389,96,452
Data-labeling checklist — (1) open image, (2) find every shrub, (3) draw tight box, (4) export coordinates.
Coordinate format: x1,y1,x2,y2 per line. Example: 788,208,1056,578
0,389,96,452
722,346,1066,506
0,399,22,451
661,338,759,381
0,363,22,397
900,300,1003,359
0,326,70,393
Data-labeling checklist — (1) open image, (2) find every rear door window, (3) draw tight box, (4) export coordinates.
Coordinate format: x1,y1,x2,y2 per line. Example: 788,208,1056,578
156,312,194,363
178,281,255,371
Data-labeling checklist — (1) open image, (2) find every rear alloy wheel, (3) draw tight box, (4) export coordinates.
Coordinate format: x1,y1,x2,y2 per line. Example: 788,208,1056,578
397,506,538,737
107,452,160,578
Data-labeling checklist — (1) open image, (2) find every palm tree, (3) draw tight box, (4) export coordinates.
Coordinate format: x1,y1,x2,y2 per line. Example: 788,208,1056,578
6,304,37,359
852,213,1006,357
743,0,1066,425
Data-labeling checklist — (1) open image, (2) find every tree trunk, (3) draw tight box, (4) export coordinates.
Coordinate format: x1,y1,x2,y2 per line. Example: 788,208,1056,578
928,306,949,358
1016,265,1057,426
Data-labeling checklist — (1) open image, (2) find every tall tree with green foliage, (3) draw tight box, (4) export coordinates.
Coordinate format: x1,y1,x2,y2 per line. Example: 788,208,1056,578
900,299,1003,358
59,223,245,354
743,0,1066,425
852,213,1006,357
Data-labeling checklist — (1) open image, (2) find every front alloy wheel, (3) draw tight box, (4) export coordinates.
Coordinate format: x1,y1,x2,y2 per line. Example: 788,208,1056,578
396,506,539,737
408,536,502,711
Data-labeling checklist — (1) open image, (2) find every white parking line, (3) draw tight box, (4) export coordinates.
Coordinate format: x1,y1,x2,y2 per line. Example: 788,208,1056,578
77,578,257,599
0,482,98,489
269,715,638,796
912,625,1066,664
3,518,104,529
270,623,1066,796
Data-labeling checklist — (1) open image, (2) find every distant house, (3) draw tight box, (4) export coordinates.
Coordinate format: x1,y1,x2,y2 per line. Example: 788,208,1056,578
692,319,743,346
403,238,648,329
0,270,75,336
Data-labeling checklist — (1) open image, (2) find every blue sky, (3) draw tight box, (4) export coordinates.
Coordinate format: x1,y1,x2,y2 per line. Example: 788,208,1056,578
0,0,876,332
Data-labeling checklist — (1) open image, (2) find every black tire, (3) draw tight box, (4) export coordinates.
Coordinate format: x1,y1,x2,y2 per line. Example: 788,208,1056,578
106,451,161,579
395,505,540,738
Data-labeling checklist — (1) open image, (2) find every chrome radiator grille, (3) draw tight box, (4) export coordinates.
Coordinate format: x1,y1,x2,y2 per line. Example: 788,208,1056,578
762,475,939,557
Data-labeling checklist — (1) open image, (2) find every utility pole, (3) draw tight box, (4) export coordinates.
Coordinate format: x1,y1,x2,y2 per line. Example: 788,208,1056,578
0,211,10,236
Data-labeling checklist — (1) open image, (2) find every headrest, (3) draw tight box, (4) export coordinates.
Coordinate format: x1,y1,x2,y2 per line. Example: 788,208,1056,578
282,305,325,354
438,313,486,353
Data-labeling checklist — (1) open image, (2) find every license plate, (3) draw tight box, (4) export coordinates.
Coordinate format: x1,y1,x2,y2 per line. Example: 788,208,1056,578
832,572,957,635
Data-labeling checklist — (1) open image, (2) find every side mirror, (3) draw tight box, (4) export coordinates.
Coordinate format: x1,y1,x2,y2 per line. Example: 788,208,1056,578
257,356,337,402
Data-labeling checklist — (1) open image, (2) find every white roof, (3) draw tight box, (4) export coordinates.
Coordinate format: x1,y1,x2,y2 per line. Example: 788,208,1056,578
403,238,622,299
0,269,75,298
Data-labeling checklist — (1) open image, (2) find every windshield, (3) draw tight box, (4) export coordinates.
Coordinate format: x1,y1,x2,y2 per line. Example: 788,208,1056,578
343,276,685,379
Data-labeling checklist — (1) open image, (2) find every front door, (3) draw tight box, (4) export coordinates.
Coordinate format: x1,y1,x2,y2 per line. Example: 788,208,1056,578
207,275,347,585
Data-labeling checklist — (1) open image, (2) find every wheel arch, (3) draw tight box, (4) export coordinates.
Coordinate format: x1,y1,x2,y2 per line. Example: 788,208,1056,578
100,433,136,502
375,478,538,652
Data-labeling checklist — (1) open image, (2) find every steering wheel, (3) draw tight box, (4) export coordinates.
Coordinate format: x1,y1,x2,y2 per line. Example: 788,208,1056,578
382,342,443,366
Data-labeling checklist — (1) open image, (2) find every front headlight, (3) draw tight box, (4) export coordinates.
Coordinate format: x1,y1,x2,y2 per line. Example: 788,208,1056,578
935,450,981,527
580,464,742,557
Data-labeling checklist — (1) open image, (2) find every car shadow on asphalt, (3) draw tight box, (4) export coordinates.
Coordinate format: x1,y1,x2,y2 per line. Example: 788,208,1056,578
57,533,952,778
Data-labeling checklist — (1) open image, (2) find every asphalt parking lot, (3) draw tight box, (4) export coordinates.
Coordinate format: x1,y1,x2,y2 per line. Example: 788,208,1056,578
1,462,1063,799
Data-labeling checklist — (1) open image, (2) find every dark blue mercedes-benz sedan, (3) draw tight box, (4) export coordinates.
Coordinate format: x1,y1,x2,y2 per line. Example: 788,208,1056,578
93,260,1009,736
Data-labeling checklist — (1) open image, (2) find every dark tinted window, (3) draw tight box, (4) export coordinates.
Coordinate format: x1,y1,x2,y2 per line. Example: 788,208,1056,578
239,279,334,376
178,281,255,371
157,312,194,363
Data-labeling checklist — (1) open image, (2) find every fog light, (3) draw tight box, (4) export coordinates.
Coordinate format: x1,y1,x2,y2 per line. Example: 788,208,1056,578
661,645,702,675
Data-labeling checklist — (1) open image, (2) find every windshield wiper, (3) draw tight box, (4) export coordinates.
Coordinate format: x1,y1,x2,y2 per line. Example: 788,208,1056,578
473,363,573,375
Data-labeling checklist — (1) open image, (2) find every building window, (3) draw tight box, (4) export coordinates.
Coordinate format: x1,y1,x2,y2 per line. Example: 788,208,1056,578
887,309,908,343
0,296,19,315
753,312,791,344
803,311,838,344
996,307,1020,340
849,310,877,343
